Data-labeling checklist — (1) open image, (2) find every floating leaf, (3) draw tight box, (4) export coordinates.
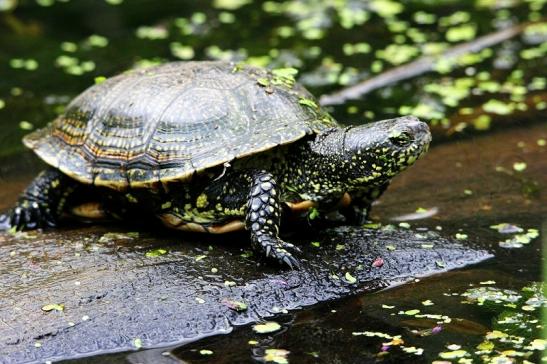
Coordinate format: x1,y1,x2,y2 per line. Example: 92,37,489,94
363,222,381,229
529,339,547,350
133,338,142,349
439,349,468,359
145,248,167,257
170,42,195,60
41,303,64,312
490,223,523,234
483,99,514,115
94,76,107,84
19,121,34,130
263,348,290,364
213,0,250,10
345,272,357,284
253,321,282,334
222,299,248,312
308,207,320,220
404,309,420,316
446,24,476,42
512,162,527,172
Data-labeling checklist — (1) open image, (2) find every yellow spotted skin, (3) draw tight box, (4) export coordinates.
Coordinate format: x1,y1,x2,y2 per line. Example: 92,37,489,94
10,61,432,268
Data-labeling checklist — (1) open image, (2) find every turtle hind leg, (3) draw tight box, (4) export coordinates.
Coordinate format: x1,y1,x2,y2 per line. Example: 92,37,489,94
9,168,78,230
246,171,302,269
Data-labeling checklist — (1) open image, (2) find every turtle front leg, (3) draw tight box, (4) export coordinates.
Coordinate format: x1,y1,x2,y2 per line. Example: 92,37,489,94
246,171,302,269
343,182,390,225
9,168,78,230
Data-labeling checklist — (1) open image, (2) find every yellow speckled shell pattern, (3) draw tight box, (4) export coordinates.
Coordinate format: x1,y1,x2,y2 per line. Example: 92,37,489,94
23,61,338,189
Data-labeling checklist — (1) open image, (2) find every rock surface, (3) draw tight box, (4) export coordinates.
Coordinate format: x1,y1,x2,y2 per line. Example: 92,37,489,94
0,224,490,363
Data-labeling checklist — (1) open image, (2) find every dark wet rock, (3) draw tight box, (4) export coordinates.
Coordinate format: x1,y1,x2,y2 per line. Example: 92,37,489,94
0,225,491,363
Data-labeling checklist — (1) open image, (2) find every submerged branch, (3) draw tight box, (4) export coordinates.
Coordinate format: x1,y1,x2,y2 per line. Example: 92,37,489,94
319,23,529,106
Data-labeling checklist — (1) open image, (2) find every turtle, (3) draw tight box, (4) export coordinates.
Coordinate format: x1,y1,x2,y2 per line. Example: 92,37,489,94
7,61,431,268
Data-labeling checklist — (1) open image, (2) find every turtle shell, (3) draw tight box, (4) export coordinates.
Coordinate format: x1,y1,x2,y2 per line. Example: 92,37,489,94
23,61,338,189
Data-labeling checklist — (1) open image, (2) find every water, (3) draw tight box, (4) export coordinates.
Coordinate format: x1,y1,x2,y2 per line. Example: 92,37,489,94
0,0,545,363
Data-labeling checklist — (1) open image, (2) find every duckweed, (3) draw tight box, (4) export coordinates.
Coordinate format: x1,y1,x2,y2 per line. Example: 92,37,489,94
145,248,167,257
445,24,477,42
263,348,290,364
376,44,419,65
483,99,514,115
369,0,403,18
136,26,169,40
41,303,65,312
253,321,282,334
170,43,194,60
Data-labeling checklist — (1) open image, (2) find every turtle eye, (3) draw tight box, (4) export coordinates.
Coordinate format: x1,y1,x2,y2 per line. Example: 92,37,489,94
389,131,413,147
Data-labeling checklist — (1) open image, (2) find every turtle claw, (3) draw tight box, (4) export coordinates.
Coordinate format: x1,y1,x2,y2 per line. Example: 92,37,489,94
281,241,302,254
282,254,302,270
268,245,302,270
275,243,302,269
9,200,57,231
255,236,302,269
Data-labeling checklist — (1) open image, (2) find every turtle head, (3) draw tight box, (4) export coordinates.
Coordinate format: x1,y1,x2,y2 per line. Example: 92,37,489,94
312,116,431,188
342,115,431,186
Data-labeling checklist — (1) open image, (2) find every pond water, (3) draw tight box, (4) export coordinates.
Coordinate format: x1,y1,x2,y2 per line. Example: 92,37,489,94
0,0,545,363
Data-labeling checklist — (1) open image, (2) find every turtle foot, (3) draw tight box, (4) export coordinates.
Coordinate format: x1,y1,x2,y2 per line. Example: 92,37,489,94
9,200,57,231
